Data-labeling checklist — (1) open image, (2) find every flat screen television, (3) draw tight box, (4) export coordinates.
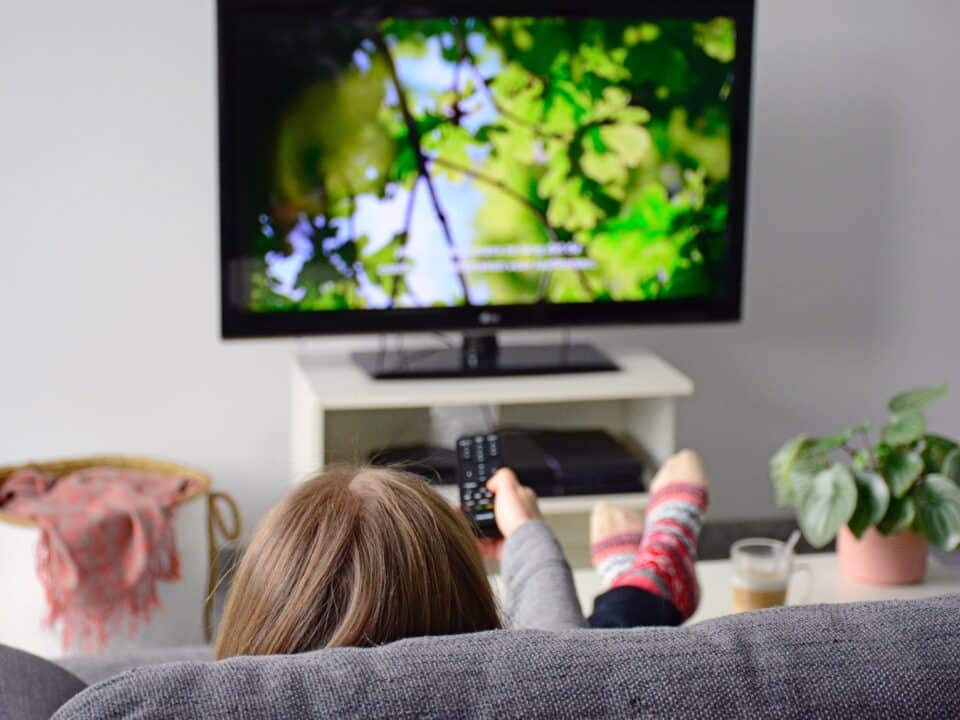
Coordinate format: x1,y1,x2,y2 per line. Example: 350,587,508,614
219,0,754,376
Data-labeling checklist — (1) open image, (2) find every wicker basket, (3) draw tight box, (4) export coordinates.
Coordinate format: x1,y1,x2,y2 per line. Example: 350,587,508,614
0,455,240,657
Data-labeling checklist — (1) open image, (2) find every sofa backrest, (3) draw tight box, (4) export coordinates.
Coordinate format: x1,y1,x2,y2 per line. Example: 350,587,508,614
57,644,213,686
0,644,85,720
54,595,960,719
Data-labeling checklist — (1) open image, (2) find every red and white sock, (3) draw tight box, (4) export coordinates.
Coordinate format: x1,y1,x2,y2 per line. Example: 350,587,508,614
591,530,646,588
592,482,708,620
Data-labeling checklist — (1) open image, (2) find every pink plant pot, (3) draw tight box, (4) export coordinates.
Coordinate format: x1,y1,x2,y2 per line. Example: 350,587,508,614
837,526,927,585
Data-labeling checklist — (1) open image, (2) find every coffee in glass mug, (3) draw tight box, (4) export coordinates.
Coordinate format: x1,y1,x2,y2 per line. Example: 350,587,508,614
731,538,793,612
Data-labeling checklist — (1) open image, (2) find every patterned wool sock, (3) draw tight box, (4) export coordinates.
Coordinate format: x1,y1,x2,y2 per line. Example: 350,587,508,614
590,502,646,589
609,480,708,620
591,529,647,589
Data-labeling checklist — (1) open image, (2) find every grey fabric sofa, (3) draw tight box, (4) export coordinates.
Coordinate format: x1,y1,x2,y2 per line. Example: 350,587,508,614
4,594,955,719
0,644,85,720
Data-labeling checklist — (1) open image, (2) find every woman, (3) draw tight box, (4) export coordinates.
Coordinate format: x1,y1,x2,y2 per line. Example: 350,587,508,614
215,452,708,658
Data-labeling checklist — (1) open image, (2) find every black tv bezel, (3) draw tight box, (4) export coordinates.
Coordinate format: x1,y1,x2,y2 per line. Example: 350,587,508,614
218,0,754,339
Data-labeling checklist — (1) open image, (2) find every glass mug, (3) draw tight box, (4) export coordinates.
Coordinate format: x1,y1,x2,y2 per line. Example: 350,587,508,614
730,538,810,612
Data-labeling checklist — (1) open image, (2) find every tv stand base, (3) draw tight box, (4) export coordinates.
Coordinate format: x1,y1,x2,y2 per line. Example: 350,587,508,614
352,335,618,379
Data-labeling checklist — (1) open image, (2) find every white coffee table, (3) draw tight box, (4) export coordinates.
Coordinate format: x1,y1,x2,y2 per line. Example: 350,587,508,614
566,553,960,622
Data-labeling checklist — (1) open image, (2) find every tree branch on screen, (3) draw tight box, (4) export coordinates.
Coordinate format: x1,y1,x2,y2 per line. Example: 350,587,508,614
374,31,473,305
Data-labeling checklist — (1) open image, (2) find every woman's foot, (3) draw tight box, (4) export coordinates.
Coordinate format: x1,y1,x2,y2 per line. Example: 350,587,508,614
590,502,646,589
589,450,709,621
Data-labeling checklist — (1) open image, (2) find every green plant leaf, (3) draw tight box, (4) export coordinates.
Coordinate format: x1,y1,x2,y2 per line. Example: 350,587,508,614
874,442,893,462
797,465,857,548
847,470,891,539
921,434,959,474
914,474,960,551
851,450,870,471
791,472,816,509
882,448,924,498
810,435,846,454
882,410,926,446
769,435,824,508
877,495,916,536
770,435,805,506
844,422,873,439
943,449,960,484
888,385,948,413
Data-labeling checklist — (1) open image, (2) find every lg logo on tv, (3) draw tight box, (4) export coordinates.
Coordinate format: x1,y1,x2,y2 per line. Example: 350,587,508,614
478,312,501,326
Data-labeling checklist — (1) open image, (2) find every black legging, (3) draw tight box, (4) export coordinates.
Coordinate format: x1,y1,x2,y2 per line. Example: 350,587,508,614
588,586,685,628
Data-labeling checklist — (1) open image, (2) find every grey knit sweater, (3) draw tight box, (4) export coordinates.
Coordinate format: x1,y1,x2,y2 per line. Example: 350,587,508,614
500,519,588,630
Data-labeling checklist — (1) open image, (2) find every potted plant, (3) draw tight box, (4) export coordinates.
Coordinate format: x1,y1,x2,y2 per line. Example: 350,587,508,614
770,385,960,585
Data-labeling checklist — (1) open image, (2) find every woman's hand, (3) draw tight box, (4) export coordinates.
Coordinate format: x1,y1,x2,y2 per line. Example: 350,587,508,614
487,468,542,538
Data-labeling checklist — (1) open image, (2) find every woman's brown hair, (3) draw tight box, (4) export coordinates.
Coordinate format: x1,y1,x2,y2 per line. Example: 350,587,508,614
214,466,500,658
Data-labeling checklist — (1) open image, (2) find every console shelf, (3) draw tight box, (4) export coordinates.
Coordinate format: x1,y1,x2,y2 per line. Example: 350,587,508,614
290,346,693,566
293,349,692,411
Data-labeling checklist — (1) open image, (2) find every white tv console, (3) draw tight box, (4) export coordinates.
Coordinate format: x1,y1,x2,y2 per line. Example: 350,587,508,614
290,346,693,567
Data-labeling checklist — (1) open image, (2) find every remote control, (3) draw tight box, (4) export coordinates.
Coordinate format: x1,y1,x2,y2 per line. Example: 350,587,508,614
456,433,502,538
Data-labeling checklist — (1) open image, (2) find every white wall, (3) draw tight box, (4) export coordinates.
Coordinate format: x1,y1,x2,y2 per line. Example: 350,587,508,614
2,0,958,530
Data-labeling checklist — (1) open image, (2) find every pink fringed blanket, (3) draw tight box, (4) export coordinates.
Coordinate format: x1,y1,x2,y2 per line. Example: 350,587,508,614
1,466,195,652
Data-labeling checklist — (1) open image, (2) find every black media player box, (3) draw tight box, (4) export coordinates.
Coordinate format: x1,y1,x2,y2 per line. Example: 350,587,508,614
498,429,645,496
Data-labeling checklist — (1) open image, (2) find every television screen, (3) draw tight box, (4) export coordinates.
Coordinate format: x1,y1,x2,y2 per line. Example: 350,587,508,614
219,1,753,336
